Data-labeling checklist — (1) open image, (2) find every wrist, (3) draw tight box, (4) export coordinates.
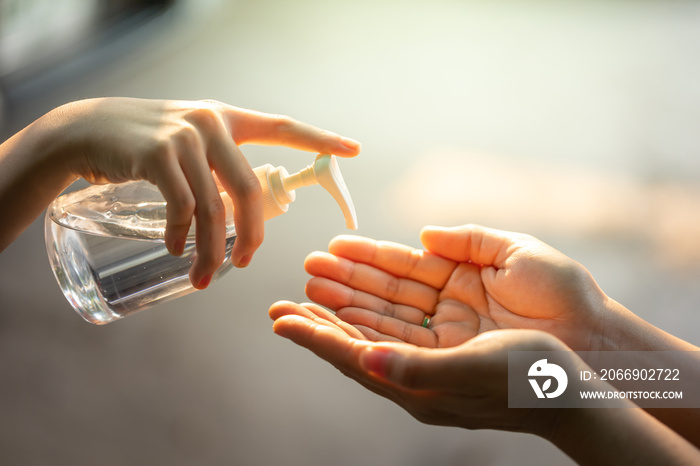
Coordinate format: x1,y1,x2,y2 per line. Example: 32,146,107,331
40,101,91,177
591,297,698,352
0,105,81,251
3,108,76,187
588,296,626,352
546,395,700,465
16,105,85,196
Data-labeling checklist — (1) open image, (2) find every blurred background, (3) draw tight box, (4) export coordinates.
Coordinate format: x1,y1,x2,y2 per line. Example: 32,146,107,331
2,0,700,464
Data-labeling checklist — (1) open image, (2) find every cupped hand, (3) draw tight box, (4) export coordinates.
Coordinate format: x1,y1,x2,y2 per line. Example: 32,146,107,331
51,98,361,288
304,224,607,351
269,300,566,435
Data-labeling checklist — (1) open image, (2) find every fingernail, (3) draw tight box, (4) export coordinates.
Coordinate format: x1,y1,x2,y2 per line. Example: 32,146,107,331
236,254,253,268
360,347,391,378
197,274,212,290
340,137,361,152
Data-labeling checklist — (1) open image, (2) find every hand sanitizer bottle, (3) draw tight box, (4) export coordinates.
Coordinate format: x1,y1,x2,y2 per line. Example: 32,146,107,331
44,154,357,325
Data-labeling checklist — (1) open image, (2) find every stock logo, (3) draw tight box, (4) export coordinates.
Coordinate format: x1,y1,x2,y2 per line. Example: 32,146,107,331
528,359,568,399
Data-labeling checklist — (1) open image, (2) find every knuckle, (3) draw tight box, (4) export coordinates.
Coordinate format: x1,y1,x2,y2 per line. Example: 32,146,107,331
187,105,224,136
199,197,227,224
151,136,175,161
385,276,401,301
382,301,396,318
142,138,175,174
405,248,422,277
169,192,196,219
399,324,414,344
199,247,225,271
271,114,297,135
199,98,223,107
175,123,204,150
244,228,264,250
233,172,262,200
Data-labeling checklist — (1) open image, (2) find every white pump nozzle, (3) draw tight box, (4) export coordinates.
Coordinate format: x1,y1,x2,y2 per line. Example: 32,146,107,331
252,154,358,230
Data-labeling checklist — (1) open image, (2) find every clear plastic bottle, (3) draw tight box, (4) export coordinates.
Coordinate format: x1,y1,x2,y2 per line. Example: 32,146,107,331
45,154,357,324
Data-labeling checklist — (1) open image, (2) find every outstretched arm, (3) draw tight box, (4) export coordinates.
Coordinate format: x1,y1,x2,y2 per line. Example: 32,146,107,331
302,225,700,446
0,97,360,287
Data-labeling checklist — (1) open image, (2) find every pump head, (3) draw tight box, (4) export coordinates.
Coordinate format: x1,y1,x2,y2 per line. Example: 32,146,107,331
253,154,358,230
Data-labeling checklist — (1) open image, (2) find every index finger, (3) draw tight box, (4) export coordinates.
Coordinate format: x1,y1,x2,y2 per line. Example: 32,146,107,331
327,235,457,290
224,107,361,157
419,224,526,268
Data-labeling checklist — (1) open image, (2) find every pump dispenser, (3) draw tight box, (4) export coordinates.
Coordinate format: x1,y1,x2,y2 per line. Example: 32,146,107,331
254,153,357,229
45,154,356,325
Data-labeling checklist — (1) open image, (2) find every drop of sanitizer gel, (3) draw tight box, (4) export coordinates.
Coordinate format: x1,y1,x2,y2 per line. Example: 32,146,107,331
45,154,357,324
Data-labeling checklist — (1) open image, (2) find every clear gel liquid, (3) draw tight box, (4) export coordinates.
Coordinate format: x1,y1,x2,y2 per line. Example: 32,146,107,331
45,181,236,324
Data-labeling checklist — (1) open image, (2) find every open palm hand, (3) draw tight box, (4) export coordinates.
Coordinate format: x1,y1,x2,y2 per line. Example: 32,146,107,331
304,225,607,351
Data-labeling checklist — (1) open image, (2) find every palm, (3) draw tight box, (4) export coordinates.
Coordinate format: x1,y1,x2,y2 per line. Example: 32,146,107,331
305,230,603,350
433,258,596,348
